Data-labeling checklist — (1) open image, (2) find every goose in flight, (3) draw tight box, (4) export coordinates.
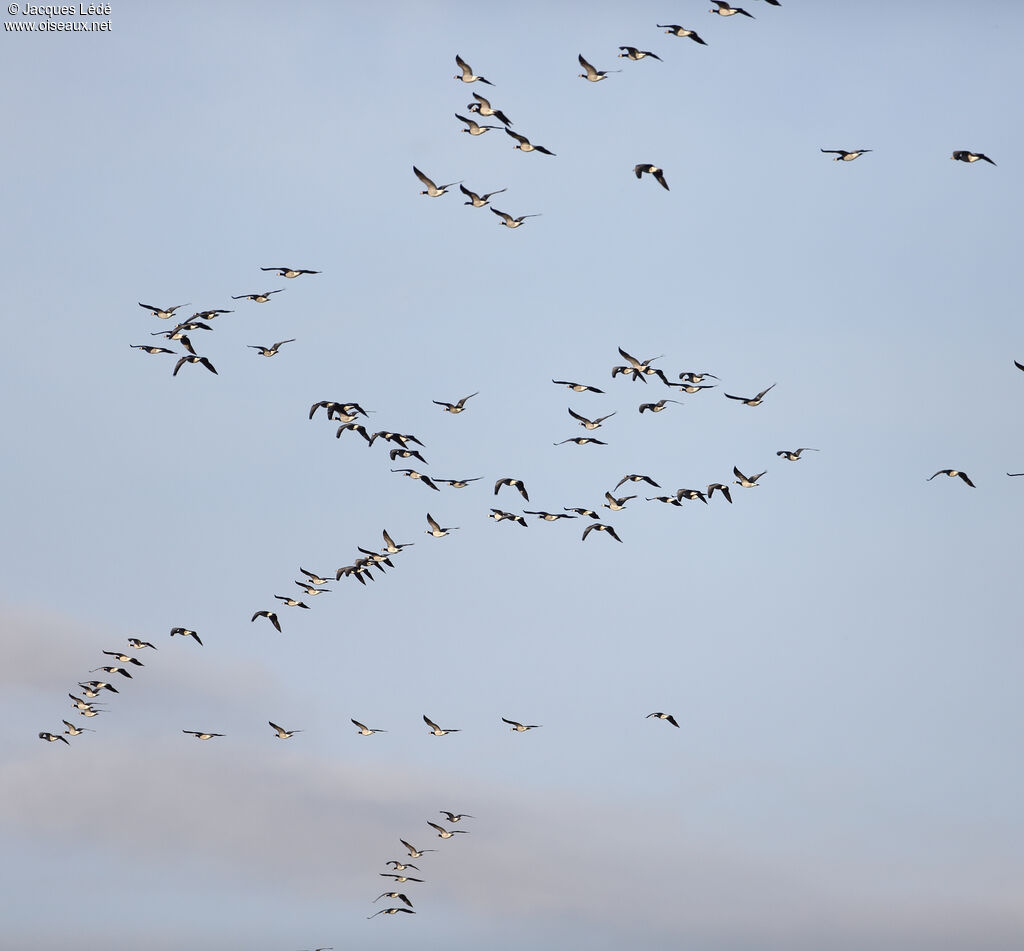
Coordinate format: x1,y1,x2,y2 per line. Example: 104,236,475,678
434,477,482,488
189,309,232,321
382,529,414,552
63,720,95,736
231,290,284,302
375,892,413,908
639,399,681,413
439,811,474,823
299,568,331,584
77,681,118,695
616,474,660,489
454,54,493,85
173,355,217,376
569,407,615,429
680,371,718,383
69,693,108,708
582,522,623,543
618,46,662,61
554,436,607,446
821,149,872,161
524,510,577,521
401,837,437,857
90,665,133,679
710,1,754,16
634,164,669,190
707,483,732,503
502,717,541,731
927,469,975,487
275,595,310,609
385,860,418,871
425,513,458,537
368,908,415,919
612,365,647,382
578,53,620,82
248,339,295,357
380,872,423,883
101,650,143,666
564,506,600,519
724,383,775,406
647,712,680,727
337,422,372,442
351,719,387,735
130,344,175,355
604,492,636,511
39,732,70,744
495,477,529,501
294,581,331,595
423,715,459,736
251,610,282,632
777,448,819,461
434,392,479,413
460,184,507,207
676,488,709,504
183,730,224,740
427,821,469,838
259,266,319,278
553,379,605,393
393,469,440,491
268,721,301,738
413,165,460,197
658,24,707,44
492,208,541,228
456,113,500,135
671,381,715,394
467,92,511,125
506,129,555,155
138,302,189,319
646,495,682,506
127,637,157,650
390,447,428,466
733,466,766,488
617,346,665,376
489,508,528,526
951,150,996,166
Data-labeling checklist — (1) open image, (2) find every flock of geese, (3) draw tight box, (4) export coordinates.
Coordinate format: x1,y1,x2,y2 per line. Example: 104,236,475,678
39,7,1016,945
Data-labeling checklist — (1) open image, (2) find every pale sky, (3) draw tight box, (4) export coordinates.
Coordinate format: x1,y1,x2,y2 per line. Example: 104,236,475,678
2,2,1023,949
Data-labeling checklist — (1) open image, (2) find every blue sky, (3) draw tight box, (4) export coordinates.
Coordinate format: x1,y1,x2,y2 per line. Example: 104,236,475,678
2,2,1023,949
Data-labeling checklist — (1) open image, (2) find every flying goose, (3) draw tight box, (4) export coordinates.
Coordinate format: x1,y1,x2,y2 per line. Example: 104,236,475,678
634,164,669,190
564,506,600,519
275,595,310,609
172,355,217,376
951,150,996,166
582,522,623,543
77,681,117,695
90,665,133,679
502,717,541,731
489,508,528,526
351,719,387,735
454,54,493,85
821,149,872,161
294,581,331,595
434,477,482,488
69,693,108,708
251,610,282,632
618,346,663,373
231,290,284,302
616,474,660,489
434,392,479,413
553,379,605,393
183,730,224,740
492,208,541,228
554,436,607,446
707,483,732,503
679,371,719,383
733,466,766,487
427,821,469,838
336,422,373,442
646,495,682,506
439,811,474,822
259,266,319,278
130,345,175,355
506,129,555,155
368,908,415,919
710,1,754,16
523,510,576,520
618,46,662,61
724,383,775,405
460,184,507,207
248,339,295,357
268,721,301,738
927,469,975,487
375,892,413,908
382,529,414,552
127,637,157,650
456,113,500,135
401,838,436,857
604,492,636,511
647,712,680,727
639,399,681,413
156,320,211,335
676,488,709,504
569,407,615,429
494,477,529,501
379,873,423,883
385,860,418,871
425,513,458,537
390,447,428,466
152,329,198,354
777,448,819,460
393,469,440,491
101,651,143,665
423,715,459,736
467,92,511,125
138,302,189,319
299,568,331,584
189,309,232,321
578,53,621,82
612,365,646,382
413,165,460,197
39,732,70,744
63,720,94,736
658,24,708,44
